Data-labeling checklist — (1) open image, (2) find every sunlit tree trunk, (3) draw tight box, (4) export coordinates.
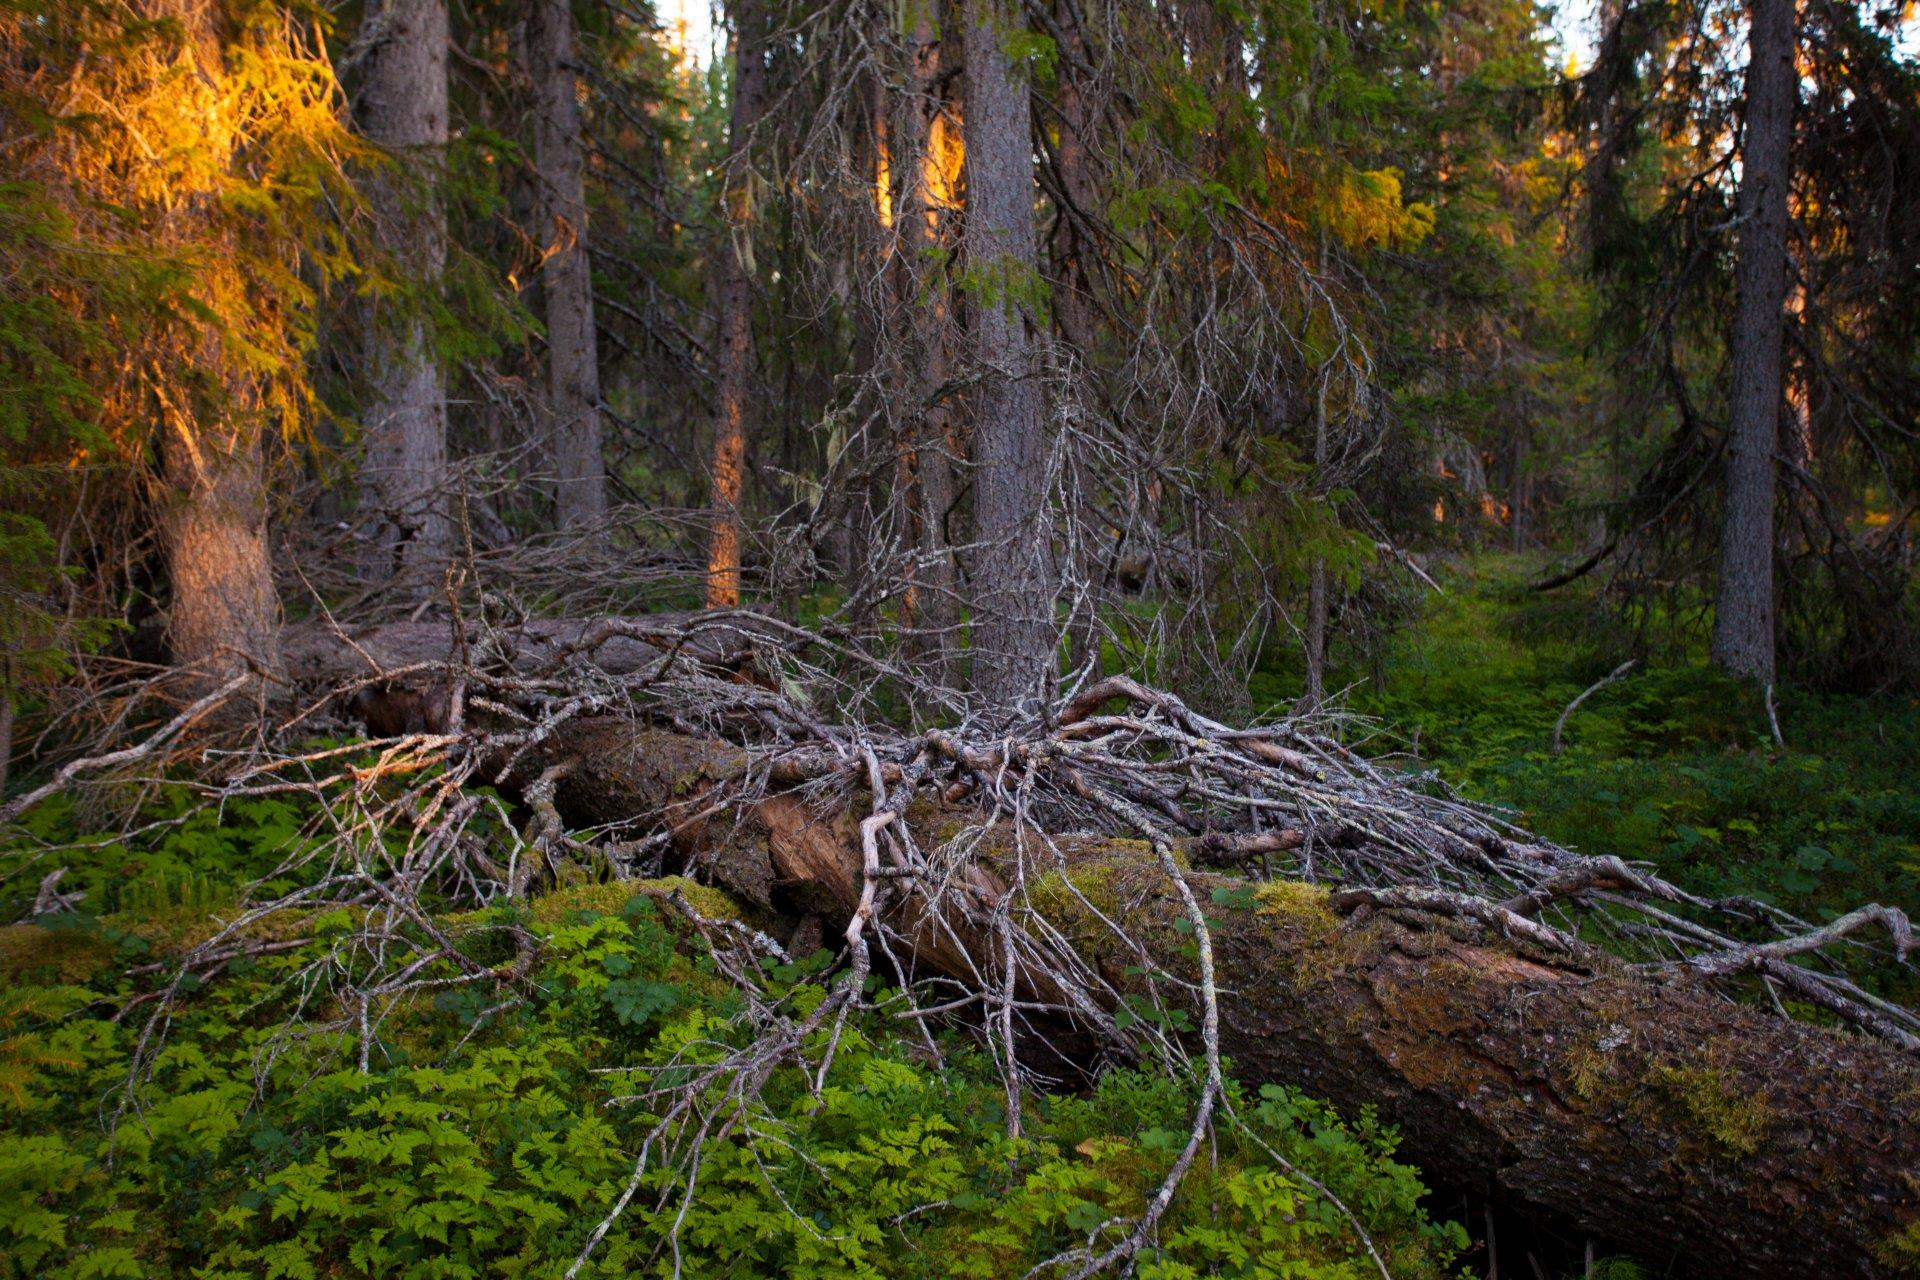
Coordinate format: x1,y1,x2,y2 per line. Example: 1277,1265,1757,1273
529,0,608,537
963,0,1055,706
706,0,767,608
355,0,452,590
155,2,282,695
159,390,282,691
1711,0,1796,683
898,7,959,682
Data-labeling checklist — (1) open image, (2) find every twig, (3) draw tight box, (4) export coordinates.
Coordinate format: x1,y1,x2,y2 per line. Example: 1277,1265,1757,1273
1552,660,1635,755
0,673,250,827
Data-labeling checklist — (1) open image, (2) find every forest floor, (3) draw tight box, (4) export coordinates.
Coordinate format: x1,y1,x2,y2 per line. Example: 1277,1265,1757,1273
4,555,1917,1278
1254,552,1920,952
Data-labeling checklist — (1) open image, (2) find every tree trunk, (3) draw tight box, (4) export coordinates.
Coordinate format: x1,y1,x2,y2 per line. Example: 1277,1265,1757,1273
705,0,768,608
354,0,452,592
1509,419,1530,552
528,0,608,537
1301,355,1330,713
1050,0,1104,678
159,407,282,692
1302,560,1329,710
963,0,1055,707
517,719,1920,1280
897,9,959,682
1711,0,1795,684
134,3,283,700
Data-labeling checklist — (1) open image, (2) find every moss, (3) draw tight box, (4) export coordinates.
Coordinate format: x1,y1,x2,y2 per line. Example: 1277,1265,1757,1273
645,732,748,796
528,881,638,925
528,876,744,927
1251,879,1336,928
631,875,744,921
1027,863,1123,920
1558,1014,1638,1106
1024,860,1139,958
1562,1045,1611,1103
1644,1056,1772,1156
0,922,115,982
1251,879,1370,992
1874,1217,1920,1276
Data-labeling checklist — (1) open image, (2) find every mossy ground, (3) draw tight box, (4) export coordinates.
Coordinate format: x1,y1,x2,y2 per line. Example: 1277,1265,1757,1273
1252,551,1920,1001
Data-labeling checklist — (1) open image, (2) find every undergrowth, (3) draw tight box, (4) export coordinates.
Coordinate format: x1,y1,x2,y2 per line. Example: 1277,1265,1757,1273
0,793,1464,1279
1253,552,1920,937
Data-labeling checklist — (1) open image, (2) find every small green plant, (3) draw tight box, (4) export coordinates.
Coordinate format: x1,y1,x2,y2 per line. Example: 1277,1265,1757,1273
0,802,1464,1280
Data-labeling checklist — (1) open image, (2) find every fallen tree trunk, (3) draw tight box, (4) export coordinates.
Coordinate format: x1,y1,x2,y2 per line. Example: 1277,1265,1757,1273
281,610,784,689
528,718,1920,1280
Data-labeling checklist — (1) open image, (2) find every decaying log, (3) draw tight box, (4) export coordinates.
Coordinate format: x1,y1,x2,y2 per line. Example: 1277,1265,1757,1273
528,717,1920,1280
281,610,783,692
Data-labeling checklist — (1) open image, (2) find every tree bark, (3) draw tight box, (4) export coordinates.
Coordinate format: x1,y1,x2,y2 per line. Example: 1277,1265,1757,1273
1049,0,1104,679
137,3,283,700
705,0,768,608
520,719,1920,1280
528,0,608,537
159,401,282,692
1711,0,1796,684
963,0,1056,707
353,0,453,591
1301,350,1331,713
897,10,959,682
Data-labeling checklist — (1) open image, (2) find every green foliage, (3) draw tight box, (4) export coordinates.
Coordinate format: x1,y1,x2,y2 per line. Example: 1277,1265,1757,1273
1,789,324,921
0,0,368,685
0,798,1460,1279
1255,553,1920,993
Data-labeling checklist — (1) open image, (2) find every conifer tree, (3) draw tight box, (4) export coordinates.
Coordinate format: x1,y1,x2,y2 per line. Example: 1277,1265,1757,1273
1710,0,1796,683
352,0,454,589
963,0,1055,705
529,0,609,536
706,0,768,607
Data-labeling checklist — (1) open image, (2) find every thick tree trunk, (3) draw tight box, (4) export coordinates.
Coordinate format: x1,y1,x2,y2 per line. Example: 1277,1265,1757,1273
354,0,453,590
145,4,282,700
523,720,1920,1280
706,0,768,608
963,0,1056,707
1711,0,1796,684
159,413,282,691
528,0,608,536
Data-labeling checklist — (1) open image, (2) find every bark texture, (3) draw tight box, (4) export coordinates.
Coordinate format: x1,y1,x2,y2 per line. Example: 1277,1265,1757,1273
280,611,780,698
963,0,1056,708
159,410,282,692
354,0,453,588
153,2,281,696
706,0,768,608
1711,0,1796,683
528,0,608,535
515,719,1920,1280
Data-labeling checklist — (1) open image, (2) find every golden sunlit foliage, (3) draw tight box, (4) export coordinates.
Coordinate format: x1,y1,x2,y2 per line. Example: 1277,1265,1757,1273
0,0,363,674
2,0,362,460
